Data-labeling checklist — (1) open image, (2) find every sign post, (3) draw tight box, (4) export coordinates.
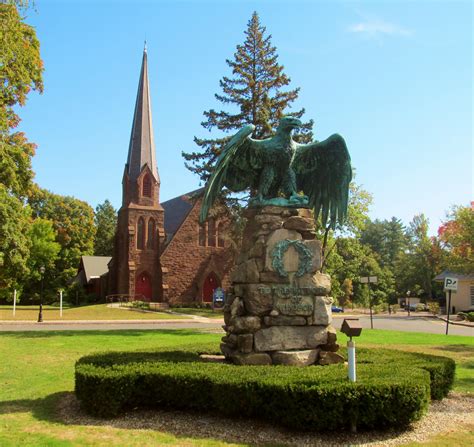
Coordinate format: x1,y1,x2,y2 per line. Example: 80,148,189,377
444,277,458,335
212,287,225,310
360,276,378,329
13,289,17,317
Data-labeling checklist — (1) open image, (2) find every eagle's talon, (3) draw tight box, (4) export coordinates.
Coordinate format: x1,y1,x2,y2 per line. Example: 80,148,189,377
289,194,308,204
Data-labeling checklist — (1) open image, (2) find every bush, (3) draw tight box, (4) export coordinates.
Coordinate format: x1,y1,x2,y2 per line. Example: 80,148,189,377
428,302,440,315
75,345,454,430
373,303,387,314
415,303,426,312
390,304,400,314
458,312,474,322
129,300,149,310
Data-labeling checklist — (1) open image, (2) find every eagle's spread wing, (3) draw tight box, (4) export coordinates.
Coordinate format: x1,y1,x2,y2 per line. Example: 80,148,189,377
200,124,263,223
293,134,352,229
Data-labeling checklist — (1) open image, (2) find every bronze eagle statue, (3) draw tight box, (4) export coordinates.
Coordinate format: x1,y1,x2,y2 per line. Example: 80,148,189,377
200,116,352,229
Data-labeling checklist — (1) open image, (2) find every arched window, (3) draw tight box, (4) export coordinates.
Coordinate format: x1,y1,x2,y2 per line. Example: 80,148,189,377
207,219,216,247
198,223,206,246
137,217,145,249
147,218,155,249
217,222,225,247
142,175,152,197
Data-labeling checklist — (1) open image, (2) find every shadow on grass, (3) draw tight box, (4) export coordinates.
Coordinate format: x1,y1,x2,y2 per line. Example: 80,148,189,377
455,377,474,392
0,391,442,446
462,361,474,370
435,344,474,354
0,393,67,422
0,329,218,339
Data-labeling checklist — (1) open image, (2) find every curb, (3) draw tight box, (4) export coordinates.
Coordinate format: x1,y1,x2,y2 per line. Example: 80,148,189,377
434,315,474,328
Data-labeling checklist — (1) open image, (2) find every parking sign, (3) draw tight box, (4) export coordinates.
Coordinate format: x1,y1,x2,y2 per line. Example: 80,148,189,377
444,277,458,291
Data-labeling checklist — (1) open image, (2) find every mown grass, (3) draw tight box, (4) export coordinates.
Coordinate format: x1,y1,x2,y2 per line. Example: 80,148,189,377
0,329,472,446
0,304,185,321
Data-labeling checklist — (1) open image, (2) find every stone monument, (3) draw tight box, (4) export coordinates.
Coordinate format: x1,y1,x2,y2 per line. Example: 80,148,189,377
199,116,352,366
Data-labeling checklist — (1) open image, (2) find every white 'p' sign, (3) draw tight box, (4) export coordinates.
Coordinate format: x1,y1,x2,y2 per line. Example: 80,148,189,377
444,277,458,291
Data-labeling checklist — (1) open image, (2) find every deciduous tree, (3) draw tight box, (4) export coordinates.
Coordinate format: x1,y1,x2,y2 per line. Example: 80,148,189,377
438,204,474,274
0,184,30,300
319,181,372,269
94,199,117,256
29,188,96,285
26,218,60,281
0,3,43,198
20,217,61,302
395,214,440,298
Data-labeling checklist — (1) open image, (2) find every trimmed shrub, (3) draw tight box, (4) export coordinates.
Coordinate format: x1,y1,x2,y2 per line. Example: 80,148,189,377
458,312,474,322
75,345,454,431
351,348,455,400
428,302,440,315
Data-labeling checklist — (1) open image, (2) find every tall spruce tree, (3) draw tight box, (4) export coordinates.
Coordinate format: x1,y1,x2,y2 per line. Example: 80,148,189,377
183,11,313,182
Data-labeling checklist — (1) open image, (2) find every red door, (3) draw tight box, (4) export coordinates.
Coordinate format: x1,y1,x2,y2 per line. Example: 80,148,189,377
202,272,219,303
135,272,152,301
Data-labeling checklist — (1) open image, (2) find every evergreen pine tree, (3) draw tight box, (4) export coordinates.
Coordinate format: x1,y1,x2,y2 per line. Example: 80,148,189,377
183,11,313,183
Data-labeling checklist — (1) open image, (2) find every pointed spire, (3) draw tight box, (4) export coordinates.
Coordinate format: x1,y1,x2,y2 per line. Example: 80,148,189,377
126,47,159,183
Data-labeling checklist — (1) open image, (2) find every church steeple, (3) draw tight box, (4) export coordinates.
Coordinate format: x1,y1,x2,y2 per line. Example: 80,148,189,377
126,45,159,183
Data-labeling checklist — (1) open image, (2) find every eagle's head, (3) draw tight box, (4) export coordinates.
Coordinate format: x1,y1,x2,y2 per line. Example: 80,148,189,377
278,116,302,132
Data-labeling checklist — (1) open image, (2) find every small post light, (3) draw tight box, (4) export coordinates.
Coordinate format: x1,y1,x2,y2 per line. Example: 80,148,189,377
341,318,363,382
406,290,411,317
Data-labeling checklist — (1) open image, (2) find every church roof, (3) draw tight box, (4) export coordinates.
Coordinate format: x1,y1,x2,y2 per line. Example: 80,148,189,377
78,256,112,283
126,46,159,183
162,188,203,243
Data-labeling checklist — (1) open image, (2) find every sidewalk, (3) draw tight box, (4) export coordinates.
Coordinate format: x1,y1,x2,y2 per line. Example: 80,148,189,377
0,316,223,325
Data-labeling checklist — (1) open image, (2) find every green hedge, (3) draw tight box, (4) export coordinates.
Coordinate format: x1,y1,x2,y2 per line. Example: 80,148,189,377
349,347,455,400
75,344,454,431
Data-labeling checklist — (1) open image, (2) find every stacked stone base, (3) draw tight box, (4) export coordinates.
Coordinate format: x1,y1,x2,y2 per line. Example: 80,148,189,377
221,206,344,367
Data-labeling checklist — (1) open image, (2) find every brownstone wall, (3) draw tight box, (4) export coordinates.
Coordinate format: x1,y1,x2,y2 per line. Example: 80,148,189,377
111,201,164,302
161,200,233,305
122,167,160,207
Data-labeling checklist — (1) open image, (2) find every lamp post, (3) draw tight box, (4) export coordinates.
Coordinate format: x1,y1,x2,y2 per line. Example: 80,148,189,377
406,290,411,317
37,265,45,323
360,276,378,329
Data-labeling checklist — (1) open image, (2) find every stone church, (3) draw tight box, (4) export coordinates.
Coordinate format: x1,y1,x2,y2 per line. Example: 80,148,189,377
99,47,233,304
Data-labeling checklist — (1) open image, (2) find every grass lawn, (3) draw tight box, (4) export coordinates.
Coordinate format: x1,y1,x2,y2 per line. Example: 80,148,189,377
169,307,224,318
0,329,472,446
0,304,186,321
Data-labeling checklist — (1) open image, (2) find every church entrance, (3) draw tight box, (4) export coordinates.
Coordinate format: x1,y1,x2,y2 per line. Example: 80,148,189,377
202,272,220,303
135,271,152,301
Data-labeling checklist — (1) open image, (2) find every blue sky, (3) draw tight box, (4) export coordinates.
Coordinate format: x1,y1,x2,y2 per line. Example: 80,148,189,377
19,0,472,235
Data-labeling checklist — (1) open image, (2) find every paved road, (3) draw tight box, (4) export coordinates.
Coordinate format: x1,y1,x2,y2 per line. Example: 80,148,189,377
1,315,472,336
332,314,473,336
